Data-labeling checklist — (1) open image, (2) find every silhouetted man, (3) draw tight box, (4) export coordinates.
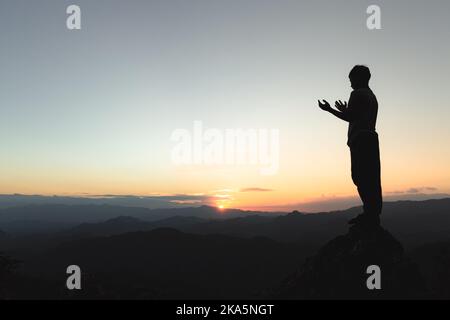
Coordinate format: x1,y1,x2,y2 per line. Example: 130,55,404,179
318,65,382,227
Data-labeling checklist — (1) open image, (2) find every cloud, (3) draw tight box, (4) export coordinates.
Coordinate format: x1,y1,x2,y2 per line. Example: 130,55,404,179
246,191,450,213
169,200,203,205
254,195,362,213
406,187,437,193
2,188,448,213
240,187,273,192
212,189,236,193
0,193,218,210
387,187,438,195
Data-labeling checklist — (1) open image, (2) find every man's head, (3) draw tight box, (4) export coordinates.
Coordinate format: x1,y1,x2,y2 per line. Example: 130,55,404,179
349,65,371,89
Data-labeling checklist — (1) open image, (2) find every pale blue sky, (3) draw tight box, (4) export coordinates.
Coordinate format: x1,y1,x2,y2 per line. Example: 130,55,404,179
1,0,450,210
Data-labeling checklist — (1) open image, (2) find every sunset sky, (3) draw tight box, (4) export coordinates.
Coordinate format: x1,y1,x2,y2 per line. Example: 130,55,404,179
1,0,450,212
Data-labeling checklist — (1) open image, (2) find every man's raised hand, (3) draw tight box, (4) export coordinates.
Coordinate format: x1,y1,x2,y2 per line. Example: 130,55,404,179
318,99,332,111
335,100,347,112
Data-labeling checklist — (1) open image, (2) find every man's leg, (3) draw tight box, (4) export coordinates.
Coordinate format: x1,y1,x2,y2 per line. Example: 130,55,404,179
359,133,382,217
349,133,382,225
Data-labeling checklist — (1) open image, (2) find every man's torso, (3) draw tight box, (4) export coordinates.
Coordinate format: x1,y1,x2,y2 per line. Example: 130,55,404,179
347,88,378,147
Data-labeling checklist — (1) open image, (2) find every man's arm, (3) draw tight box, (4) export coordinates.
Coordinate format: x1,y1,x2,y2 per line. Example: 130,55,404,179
318,92,364,122
318,99,351,122
338,91,366,122
328,107,351,122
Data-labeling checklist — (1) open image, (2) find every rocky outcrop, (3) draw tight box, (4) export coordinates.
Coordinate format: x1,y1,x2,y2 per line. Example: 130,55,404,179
274,225,427,299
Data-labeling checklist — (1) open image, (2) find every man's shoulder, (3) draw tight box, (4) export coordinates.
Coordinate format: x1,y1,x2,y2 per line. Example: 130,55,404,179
351,88,373,96
351,88,376,101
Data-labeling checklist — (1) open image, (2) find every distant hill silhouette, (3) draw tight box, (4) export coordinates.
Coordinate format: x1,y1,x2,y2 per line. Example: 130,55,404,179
0,205,155,234
181,199,450,249
183,199,450,249
2,198,450,252
0,204,283,234
22,228,306,299
67,216,205,238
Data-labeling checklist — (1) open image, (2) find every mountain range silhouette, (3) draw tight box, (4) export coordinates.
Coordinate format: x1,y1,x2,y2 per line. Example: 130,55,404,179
1,198,450,299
